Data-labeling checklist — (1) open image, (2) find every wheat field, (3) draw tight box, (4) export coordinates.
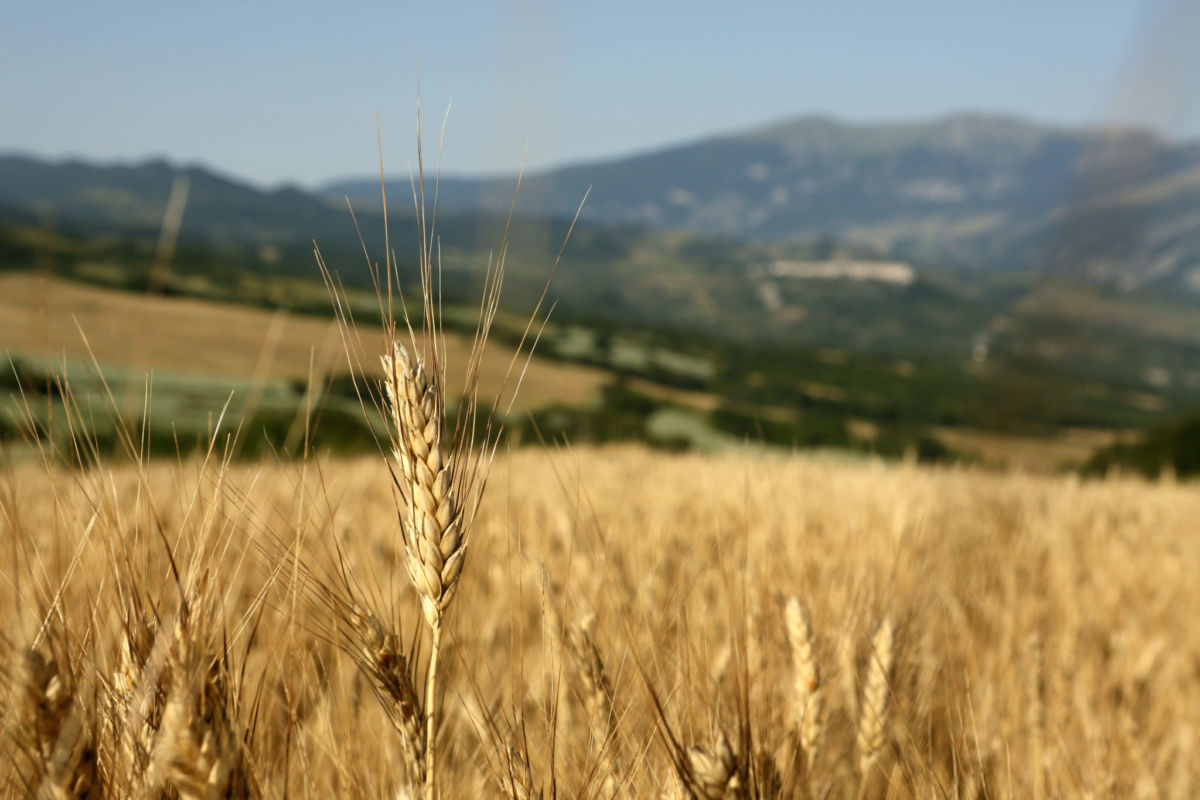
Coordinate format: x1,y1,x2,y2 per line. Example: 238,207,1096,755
2,434,1196,798
0,273,608,410
3,153,1196,797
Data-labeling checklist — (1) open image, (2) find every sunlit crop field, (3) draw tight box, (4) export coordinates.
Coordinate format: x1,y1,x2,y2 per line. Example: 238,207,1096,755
3,442,1196,798
0,273,608,409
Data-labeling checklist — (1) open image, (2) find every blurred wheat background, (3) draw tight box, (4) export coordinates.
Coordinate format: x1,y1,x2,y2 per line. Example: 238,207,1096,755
3,430,1197,797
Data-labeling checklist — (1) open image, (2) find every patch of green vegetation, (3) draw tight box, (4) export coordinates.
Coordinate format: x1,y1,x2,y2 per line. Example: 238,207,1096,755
711,403,851,449
1083,412,1200,478
1,355,384,462
507,380,662,446
644,408,741,452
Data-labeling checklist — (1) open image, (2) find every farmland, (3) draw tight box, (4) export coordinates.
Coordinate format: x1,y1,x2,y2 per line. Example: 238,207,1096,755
2,440,1195,796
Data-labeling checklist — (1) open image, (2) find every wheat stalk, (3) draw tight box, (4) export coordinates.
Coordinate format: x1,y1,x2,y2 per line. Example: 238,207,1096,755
1025,632,1046,800
381,339,471,799
856,617,894,782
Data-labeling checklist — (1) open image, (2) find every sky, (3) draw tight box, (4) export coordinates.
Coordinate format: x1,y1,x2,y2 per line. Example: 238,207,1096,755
3,0,1198,188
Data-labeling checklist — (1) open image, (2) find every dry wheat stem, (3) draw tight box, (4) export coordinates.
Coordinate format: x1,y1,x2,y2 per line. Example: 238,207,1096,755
1026,632,1046,800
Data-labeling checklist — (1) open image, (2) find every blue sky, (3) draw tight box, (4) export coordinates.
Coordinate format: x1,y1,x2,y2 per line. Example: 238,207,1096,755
2,0,1197,187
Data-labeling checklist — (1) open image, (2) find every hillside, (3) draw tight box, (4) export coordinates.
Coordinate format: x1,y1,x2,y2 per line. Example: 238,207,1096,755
329,113,1200,290
6,121,1200,437
0,152,487,271
11,113,1200,301
0,272,607,409
0,158,1018,357
3,268,1193,472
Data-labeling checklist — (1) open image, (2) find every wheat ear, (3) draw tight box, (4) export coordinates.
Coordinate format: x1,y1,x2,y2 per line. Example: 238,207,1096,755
685,736,741,800
106,613,162,785
381,340,471,799
13,647,99,798
856,617,894,782
499,744,543,800
144,600,258,800
382,341,467,631
348,604,427,785
565,614,622,795
784,598,822,768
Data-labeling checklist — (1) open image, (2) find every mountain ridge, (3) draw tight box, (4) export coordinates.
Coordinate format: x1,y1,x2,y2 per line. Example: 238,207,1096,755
323,112,1200,287
5,111,1200,294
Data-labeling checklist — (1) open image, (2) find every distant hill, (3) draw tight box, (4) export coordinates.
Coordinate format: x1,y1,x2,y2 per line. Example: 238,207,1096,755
327,113,1200,290
0,155,345,241
7,121,1200,459
0,152,614,297
6,126,1200,392
6,142,1200,444
0,153,430,261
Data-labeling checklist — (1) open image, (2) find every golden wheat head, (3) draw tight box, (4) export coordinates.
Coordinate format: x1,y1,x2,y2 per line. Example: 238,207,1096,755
381,340,468,630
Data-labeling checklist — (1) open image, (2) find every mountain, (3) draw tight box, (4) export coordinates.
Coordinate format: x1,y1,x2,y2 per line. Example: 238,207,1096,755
326,113,1200,290
0,152,613,293
0,154,390,251
0,150,1027,358
6,143,1200,426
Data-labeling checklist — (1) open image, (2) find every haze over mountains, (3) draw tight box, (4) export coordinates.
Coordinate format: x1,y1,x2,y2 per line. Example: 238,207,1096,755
329,113,1200,291
5,112,1200,295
